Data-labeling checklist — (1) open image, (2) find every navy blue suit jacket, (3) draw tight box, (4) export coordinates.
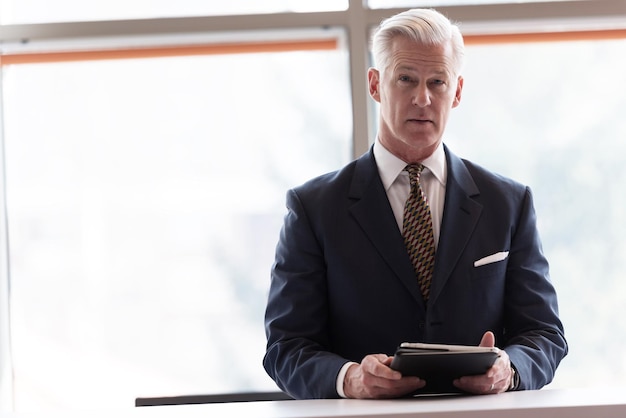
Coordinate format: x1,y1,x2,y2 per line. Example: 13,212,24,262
264,145,567,399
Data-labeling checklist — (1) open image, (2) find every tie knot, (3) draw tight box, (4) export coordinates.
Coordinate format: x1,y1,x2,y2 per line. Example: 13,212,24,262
405,164,424,186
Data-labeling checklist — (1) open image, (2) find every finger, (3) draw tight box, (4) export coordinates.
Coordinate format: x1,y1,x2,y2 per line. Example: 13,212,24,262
354,362,424,398
362,354,402,380
487,349,510,379
381,356,394,367
363,355,425,396
479,331,495,347
455,373,509,394
454,374,491,394
372,375,425,398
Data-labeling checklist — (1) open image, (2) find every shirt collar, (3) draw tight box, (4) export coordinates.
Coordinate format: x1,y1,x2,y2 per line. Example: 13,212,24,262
373,139,447,190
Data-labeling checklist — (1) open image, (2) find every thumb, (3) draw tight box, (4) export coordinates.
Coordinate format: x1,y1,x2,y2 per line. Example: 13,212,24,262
479,331,496,347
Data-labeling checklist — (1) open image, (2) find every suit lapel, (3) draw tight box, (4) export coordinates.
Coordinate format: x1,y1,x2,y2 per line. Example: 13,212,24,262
348,150,426,306
346,147,483,308
428,146,483,305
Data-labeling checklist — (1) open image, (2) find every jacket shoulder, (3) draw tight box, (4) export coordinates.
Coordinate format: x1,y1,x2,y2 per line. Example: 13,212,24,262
292,151,375,199
459,157,528,195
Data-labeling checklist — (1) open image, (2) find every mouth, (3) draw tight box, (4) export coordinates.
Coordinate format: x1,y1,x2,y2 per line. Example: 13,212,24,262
407,118,432,125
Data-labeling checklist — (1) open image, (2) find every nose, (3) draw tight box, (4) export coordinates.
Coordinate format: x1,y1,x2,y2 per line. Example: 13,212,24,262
412,86,431,107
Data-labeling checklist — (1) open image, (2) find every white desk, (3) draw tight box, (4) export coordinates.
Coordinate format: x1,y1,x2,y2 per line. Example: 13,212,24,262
4,387,626,417
138,387,625,418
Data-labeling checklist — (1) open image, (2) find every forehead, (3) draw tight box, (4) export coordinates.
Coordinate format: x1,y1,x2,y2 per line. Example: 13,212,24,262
387,36,455,74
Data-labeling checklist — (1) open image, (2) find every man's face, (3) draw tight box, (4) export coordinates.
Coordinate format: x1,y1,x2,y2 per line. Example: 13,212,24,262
368,36,463,163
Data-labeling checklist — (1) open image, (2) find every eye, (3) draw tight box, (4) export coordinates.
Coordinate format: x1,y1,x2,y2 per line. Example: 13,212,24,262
427,79,449,90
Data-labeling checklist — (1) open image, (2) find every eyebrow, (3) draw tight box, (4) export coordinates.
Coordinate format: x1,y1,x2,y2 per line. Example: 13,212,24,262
397,66,450,77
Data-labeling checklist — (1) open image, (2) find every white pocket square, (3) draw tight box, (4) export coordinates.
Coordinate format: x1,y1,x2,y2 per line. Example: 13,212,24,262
474,251,509,267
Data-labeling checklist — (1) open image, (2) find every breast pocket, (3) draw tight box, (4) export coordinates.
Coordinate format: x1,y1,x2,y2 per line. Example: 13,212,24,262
470,259,508,281
468,259,507,313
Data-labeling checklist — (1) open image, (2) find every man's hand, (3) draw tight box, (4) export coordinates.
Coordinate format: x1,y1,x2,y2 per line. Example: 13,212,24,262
343,354,425,399
453,331,513,394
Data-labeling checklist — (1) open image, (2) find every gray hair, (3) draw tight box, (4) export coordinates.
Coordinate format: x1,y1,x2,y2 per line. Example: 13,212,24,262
371,8,465,75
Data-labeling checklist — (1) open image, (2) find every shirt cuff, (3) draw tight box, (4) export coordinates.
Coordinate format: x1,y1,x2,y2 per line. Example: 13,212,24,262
336,361,358,398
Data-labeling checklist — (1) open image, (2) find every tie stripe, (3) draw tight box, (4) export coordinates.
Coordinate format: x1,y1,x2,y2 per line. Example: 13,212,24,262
402,164,436,301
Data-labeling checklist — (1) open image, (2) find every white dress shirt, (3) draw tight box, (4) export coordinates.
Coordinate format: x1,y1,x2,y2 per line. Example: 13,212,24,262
336,139,448,397
373,138,447,246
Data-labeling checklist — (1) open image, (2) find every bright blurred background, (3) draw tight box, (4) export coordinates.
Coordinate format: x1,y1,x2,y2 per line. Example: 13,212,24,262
1,0,625,412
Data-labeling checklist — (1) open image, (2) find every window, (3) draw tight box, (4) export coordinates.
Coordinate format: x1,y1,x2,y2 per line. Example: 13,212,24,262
3,43,351,411
2,0,626,413
0,0,348,24
445,37,626,388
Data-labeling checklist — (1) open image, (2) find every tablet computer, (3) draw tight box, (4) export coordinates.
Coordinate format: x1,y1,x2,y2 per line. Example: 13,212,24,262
390,343,501,394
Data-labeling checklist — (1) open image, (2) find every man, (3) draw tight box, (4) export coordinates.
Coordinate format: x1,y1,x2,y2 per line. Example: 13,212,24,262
263,8,567,399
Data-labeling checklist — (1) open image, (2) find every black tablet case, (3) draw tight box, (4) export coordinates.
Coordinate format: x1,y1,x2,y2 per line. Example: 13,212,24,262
390,346,500,394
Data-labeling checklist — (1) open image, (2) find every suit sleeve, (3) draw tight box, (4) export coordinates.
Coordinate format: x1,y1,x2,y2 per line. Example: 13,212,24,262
263,188,347,399
503,186,568,390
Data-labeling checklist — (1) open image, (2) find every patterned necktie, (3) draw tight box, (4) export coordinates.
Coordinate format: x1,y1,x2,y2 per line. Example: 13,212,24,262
402,164,436,301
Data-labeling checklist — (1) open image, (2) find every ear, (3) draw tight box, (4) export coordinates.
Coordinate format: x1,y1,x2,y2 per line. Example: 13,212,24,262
368,68,381,103
452,75,463,108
